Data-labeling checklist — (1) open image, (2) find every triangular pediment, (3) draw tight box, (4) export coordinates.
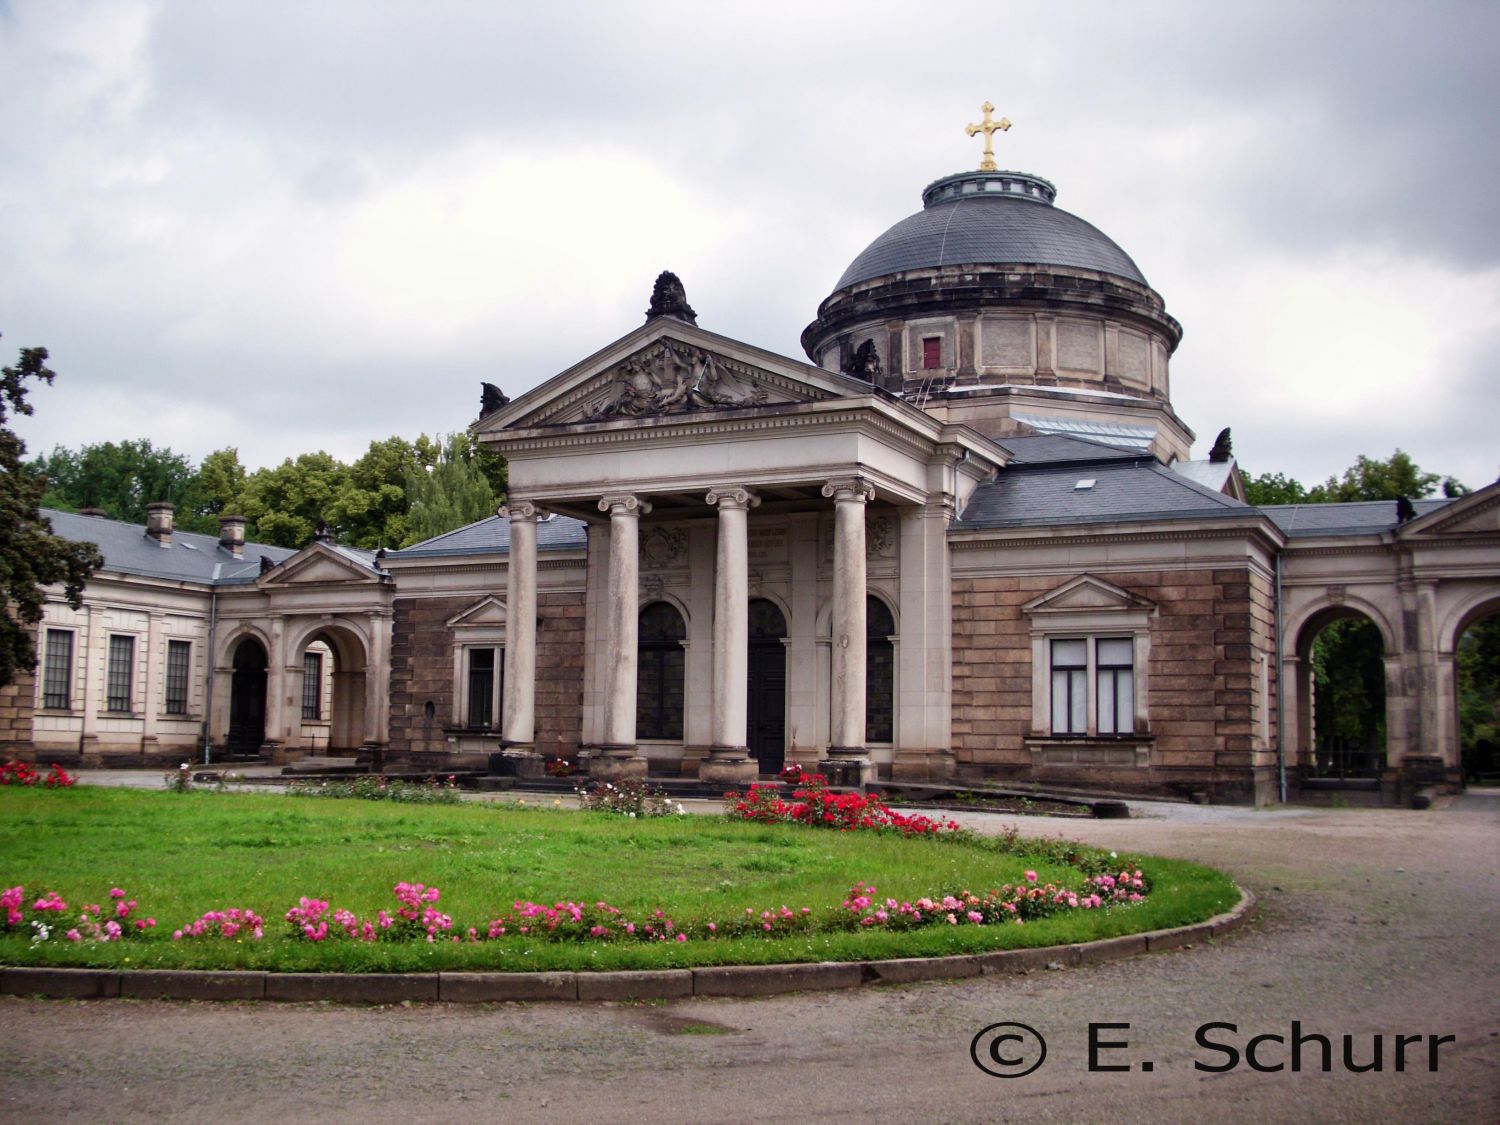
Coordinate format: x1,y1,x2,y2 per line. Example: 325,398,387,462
1023,574,1156,615
476,319,867,434
1399,482,1500,539
258,544,380,588
447,596,508,629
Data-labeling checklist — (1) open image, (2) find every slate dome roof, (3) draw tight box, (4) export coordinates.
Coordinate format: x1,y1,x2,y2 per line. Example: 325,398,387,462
833,170,1147,291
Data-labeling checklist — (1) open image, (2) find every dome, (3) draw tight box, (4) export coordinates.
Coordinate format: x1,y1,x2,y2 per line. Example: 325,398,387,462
833,171,1147,291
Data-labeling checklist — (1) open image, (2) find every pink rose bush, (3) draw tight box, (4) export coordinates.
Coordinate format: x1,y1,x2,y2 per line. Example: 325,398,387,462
1,884,155,944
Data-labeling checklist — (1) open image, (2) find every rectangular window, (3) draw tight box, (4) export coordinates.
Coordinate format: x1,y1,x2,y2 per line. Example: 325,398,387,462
1095,638,1135,734
42,629,73,710
165,640,191,716
921,336,942,369
467,648,496,729
301,652,323,721
1050,639,1088,734
106,635,135,713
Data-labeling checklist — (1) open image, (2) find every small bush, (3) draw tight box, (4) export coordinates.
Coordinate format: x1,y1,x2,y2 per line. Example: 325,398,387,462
287,775,462,805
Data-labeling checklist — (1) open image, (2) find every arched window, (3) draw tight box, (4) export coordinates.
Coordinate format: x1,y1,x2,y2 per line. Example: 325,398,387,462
637,602,686,740
866,596,895,743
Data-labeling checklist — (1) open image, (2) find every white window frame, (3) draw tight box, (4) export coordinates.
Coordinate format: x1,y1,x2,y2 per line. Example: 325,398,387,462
1022,577,1154,740
461,644,503,731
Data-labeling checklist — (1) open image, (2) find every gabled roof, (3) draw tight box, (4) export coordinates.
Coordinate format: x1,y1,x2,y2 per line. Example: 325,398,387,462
955,457,1253,530
389,513,589,559
42,509,298,586
1260,499,1452,538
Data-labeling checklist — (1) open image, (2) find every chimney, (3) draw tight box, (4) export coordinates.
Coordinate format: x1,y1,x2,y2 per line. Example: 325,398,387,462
145,502,174,547
218,514,247,557
79,507,107,518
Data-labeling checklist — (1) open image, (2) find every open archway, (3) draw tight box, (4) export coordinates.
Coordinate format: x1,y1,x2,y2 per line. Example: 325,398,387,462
293,624,372,755
1295,608,1387,780
1456,606,1500,783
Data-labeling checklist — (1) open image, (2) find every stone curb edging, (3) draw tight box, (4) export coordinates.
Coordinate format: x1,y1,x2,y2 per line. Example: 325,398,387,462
0,886,1253,1004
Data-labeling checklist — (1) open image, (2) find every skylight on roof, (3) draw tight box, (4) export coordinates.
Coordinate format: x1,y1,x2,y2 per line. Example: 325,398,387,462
1074,479,1097,491
181,542,198,550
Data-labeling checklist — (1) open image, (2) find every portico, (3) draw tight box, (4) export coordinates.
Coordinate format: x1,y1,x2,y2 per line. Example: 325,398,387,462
474,314,998,783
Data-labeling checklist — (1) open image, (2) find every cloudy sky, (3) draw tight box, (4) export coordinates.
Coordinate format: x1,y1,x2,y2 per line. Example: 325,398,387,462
3,0,1497,491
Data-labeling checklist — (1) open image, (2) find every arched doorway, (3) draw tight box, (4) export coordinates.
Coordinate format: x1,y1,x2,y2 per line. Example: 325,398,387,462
227,638,268,754
297,626,370,755
866,595,896,744
1298,610,1387,780
1457,608,1500,782
747,598,788,775
637,602,686,741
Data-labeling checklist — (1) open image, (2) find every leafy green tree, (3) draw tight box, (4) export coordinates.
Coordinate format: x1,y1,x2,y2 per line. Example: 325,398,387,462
0,338,102,689
1458,614,1500,778
179,448,249,534
34,438,196,524
238,452,351,548
327,435,439,550
1243,471,1310,506
1313,449,1442,503
402,432,501,547
1310,618,1386,763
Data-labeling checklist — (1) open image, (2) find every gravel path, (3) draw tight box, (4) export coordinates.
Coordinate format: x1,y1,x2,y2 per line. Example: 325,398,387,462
2,785,1496,1123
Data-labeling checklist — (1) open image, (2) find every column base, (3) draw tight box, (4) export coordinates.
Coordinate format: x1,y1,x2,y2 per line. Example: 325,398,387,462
699,753,758,787
818,752,872,789
589,748,648,782
489,747,544,779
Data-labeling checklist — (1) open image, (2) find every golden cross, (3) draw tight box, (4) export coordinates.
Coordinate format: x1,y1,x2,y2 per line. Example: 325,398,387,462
965,102,1012,172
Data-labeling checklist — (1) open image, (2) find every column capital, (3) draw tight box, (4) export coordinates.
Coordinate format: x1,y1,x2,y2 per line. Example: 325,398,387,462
821,476,875,503
500,500,547,522
598,493,652,516
705,486,761,511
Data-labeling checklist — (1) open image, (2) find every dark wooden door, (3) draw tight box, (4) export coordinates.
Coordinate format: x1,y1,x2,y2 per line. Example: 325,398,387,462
228,640,267,753
746,599,787,775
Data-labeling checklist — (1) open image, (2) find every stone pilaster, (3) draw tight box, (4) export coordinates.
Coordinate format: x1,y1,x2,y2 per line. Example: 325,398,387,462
700,486,759,787
501,501,542,755
593,493,650,780
820,476,874,786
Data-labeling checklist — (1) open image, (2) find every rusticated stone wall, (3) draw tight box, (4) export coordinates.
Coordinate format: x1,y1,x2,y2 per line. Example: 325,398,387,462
0,670,36,759
952,566,1276,803
387,592,585,762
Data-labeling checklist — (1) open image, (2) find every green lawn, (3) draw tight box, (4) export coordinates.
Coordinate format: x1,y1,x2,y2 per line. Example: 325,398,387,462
0,786,1238,973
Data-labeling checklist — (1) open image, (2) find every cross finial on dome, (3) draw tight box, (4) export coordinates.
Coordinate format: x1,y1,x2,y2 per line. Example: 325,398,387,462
965,102,1011,172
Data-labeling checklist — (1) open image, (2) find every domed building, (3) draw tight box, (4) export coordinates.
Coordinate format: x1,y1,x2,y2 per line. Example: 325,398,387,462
802,167,1191,463
13,113,1496,805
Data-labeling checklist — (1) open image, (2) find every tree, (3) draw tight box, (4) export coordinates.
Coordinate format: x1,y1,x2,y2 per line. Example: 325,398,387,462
238,452,351,548
1314,449,1441,503
1242,471,1309,506
33,438,197,524
0,338,101,689
402,432,500,547
179,447,248,534
328,435,439,550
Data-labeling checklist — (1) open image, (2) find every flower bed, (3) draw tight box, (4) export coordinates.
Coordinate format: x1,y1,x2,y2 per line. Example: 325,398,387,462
727,770,962,837
0,761,75,788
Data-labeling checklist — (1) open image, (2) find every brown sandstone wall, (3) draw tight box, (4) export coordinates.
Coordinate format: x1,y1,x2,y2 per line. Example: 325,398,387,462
0,670,36,760
952,566,1268,800
387,592,584,760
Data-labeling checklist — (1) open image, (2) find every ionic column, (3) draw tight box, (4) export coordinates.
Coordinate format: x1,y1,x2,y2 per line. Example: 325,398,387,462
594,493,650,779
501,501,542,751
821,476,874,786
700,487,760,786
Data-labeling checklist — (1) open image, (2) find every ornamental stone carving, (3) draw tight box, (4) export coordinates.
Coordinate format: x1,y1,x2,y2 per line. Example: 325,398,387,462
582,341,771,421
867,514,896,556
706,486,761,511
641,526,688,567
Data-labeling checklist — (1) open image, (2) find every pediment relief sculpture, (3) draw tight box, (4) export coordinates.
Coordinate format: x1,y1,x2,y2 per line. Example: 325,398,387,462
1023,574,1155,616
526,341,823,426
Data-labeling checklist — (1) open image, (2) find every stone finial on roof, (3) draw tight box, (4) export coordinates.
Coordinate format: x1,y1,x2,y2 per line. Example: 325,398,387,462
1397,496,1417,523
313,519,332,544
646,271,697,325
1209,427,1233,463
